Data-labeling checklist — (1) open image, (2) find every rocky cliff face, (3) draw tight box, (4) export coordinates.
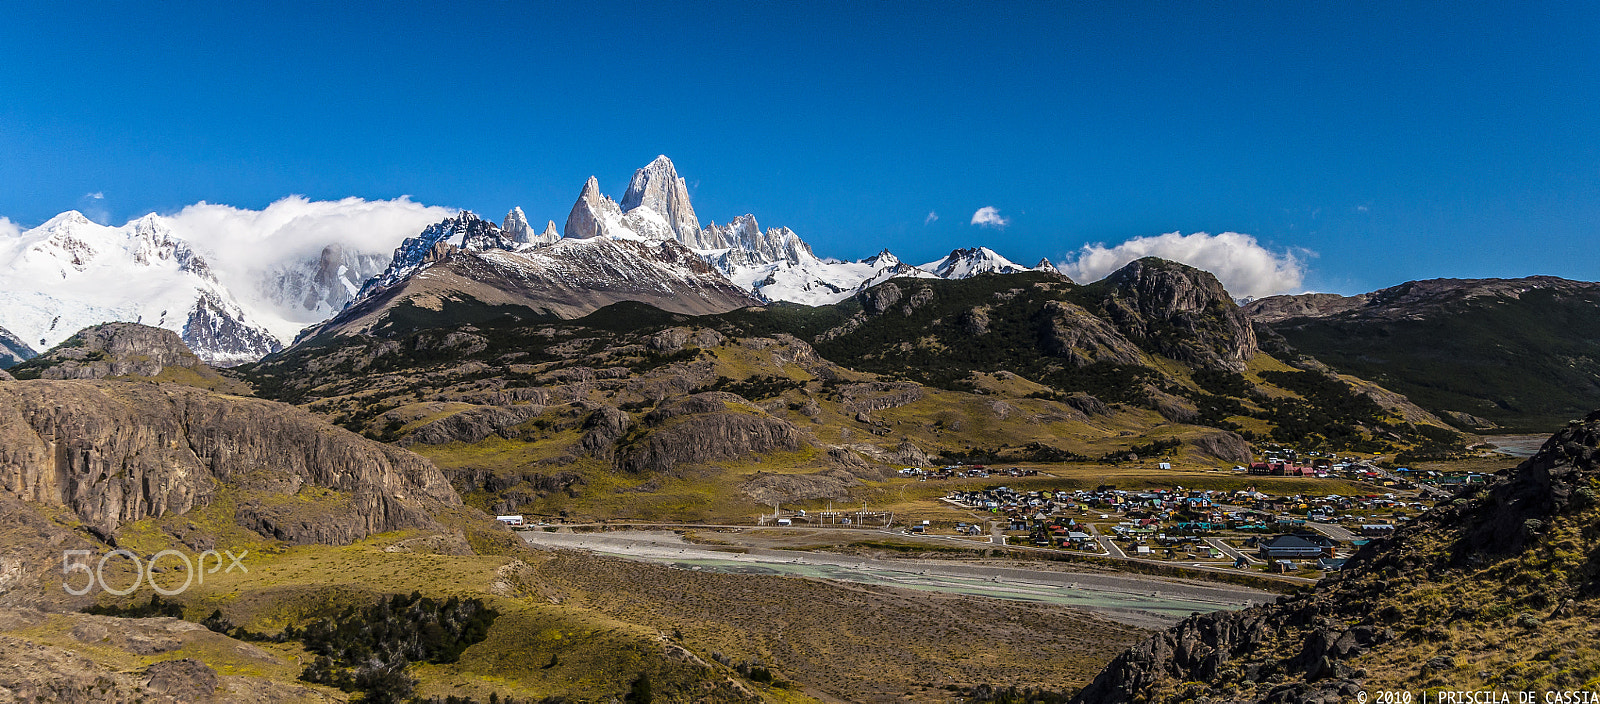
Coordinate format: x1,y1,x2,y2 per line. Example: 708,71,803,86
617,392,806,475
1091,257,1258,371
563,176,627,240
0,380,459,544
619,155,702,244
1242,292,1370,324
1073,413,1600,703
1040,300,1147,368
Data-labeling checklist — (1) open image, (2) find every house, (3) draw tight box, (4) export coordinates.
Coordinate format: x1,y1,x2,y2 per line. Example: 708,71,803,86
1258,533,1335,559
495,515,525,528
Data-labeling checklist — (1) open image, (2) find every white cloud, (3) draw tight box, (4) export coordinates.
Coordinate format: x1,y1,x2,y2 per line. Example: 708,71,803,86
970,206,1009,228
165,195,454,274
163,195,455,338
925,211,938,225
0,217,20,242
1058,231,1310,300
86,192,104,200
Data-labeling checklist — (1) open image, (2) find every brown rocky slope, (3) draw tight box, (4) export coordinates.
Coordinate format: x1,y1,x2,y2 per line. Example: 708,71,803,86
0,379,460,546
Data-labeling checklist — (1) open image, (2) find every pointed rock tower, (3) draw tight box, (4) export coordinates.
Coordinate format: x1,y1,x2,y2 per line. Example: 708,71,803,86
620,155,702,244
563,176,626,239
502,207,559,246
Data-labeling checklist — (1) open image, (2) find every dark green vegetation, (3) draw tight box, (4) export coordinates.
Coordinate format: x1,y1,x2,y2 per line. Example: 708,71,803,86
784,274,1162,402
1265,282,1600,431
82,593,185,619
205,591,500,704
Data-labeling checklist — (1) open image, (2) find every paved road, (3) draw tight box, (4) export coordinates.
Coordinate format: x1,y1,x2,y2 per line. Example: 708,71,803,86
1305,521,1356,543
1087,523,1126,558
1206,537,1260,565
990,522,1006,546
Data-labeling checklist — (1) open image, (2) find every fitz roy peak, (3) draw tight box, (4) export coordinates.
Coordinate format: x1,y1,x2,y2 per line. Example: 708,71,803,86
620,154,703,245
543,155,1057,306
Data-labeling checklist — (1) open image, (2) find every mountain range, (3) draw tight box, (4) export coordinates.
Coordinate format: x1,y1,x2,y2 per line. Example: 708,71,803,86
7,155,1600,434
0,155,1058,366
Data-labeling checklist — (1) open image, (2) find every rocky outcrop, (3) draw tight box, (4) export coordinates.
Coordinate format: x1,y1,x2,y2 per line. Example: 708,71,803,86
1092,257,1258,371
838,382,924,416
577,406,633,460
855,281,935,317
1186,430,1252,464
741,470,858,504
618,393,805,475
1445,410,1496,429
645,327,725,353
19,322,207,380
1040,300,1146,368
1062,392,1112,417
0,380,459,544
0,608,322,702
1242,292,1369,323
891,441,934,466
1145,385,1199,424
399,404,545,446
857,282,903,314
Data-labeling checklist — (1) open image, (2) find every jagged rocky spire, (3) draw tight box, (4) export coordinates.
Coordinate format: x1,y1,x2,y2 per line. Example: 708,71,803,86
563,176,625,239
620,155,702,243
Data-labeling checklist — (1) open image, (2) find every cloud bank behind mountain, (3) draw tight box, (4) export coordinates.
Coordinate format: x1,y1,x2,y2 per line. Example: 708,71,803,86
1059,231,1309,300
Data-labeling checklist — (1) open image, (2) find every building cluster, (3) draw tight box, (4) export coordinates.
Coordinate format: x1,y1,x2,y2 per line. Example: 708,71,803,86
897,465,1041,480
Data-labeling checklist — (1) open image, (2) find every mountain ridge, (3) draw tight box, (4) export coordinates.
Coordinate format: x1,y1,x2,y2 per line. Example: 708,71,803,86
1246,275,1600,430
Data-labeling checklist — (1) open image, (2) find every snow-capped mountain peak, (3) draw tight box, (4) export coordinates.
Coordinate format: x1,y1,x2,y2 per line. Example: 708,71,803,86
620,155,701,243
0,211,280,364
357,211,511,299
922,247,1030,279
862,249,901,268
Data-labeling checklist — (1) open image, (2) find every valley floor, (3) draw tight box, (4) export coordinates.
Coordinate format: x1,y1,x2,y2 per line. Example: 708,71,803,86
522,528,1271,630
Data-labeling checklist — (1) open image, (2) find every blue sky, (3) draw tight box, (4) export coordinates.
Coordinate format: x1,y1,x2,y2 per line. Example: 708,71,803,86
2,2,1597,295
